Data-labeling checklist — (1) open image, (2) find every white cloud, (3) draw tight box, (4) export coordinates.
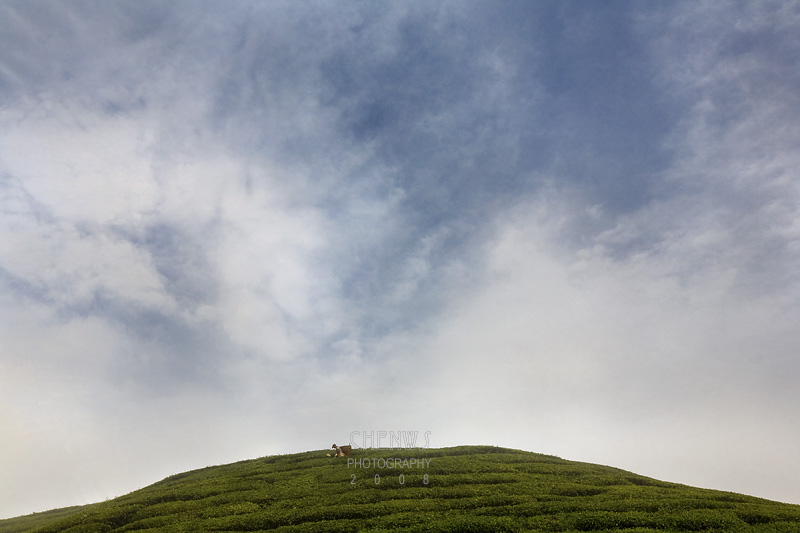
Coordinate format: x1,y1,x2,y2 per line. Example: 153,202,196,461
405,174,800,500
0,98,160,224
0,292,127,514
0,219,174,313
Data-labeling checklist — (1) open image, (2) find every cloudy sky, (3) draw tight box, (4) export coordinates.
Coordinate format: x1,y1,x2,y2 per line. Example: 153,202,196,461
2,0,800,518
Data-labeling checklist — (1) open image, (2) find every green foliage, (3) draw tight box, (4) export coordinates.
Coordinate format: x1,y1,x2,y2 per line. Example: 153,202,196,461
2,445,799,532
0,506,102,533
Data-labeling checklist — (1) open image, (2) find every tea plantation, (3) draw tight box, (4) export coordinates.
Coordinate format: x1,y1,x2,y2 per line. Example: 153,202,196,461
2,445,799,532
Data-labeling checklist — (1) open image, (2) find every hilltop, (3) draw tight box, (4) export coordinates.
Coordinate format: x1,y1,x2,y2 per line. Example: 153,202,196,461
2,445,799,532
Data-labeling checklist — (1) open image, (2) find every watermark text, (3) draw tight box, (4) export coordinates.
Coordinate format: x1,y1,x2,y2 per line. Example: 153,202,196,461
349,430,431,449
347,457,431,469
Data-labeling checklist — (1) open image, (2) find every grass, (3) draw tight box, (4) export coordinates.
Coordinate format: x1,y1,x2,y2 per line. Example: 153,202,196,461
2,445,800,532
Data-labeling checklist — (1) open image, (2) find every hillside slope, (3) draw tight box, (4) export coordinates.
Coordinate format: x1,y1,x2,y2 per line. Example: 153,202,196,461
2,445,800,532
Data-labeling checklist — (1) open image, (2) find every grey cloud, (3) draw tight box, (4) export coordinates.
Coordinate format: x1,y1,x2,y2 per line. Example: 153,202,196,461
139,223,218,311
109,306,229,393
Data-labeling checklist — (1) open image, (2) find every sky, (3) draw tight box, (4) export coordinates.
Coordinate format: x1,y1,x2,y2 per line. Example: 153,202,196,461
1,0,800,519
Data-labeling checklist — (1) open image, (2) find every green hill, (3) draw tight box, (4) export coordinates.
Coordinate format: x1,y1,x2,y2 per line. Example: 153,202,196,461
2,445,800,532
